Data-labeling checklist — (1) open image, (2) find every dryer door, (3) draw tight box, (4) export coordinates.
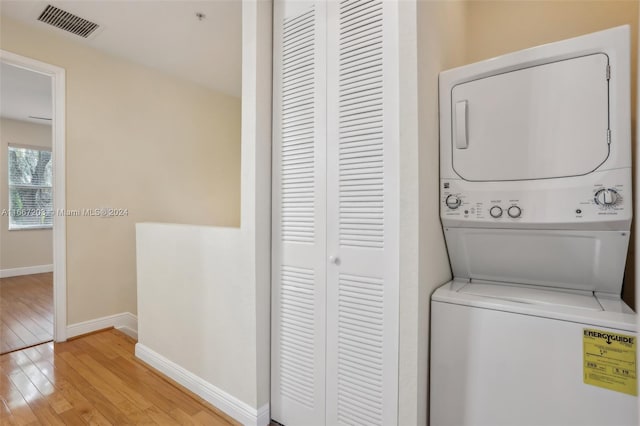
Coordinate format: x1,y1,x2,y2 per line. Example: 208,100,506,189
451,53,609,181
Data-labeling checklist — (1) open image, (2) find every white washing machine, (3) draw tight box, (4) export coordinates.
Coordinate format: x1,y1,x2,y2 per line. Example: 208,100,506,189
431,26,638,426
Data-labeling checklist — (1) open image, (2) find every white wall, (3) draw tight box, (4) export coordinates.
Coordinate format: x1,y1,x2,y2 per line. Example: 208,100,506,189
135,2,272,425
0,118,53,271
136,224,253,404
409,1,468,424
397,1,422,423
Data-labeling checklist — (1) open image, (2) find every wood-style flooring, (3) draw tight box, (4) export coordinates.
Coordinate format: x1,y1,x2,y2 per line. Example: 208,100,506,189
1,273,53,355
1,329,239,425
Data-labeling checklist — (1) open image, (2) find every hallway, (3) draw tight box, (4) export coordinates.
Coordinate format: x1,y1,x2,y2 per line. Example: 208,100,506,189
1,273,53,354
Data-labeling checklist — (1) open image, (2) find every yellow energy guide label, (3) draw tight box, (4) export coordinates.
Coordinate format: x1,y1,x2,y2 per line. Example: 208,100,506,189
583,328,637,396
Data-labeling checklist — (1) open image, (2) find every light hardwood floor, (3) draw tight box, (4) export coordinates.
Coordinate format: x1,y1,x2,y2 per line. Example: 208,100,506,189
1,273,53,355
1,329,239,425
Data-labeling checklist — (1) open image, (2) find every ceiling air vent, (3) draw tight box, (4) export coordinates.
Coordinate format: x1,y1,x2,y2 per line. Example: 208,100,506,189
37,5,99,38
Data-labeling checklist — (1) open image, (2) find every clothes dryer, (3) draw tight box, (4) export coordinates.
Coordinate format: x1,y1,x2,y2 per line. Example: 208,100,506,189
431,26,637,426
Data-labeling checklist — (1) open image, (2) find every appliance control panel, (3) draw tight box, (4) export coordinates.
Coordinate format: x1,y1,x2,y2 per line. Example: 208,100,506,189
440,169,632,229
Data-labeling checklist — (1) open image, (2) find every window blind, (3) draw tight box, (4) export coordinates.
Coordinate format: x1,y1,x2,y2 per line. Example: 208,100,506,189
8,145,53,229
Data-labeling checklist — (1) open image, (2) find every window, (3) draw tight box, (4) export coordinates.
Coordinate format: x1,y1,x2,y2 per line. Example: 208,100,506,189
8,145,53,230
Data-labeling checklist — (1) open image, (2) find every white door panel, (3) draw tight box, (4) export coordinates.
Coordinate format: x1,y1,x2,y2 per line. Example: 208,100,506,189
326,1,398,425
452,54,609,182
272,2,327,425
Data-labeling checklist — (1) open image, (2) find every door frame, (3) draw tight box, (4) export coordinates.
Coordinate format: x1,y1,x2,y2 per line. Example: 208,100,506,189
1,50,67,342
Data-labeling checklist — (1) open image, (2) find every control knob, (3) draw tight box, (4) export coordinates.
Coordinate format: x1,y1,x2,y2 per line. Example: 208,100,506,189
507,206,522,218
445,195,462,210
489,206,503,218
594,188,619,207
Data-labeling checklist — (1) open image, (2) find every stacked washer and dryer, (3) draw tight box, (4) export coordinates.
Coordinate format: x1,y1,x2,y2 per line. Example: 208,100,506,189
431,26,637,425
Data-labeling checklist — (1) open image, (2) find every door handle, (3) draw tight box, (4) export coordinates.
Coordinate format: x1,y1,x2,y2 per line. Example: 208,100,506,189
329,256,340,265
455,100,468,149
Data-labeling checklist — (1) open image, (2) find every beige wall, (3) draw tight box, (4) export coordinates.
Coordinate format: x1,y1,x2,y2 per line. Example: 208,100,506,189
396,1,468,424
464,0,639,308
466,0,638,76
0,118,53,270
0,16,241,324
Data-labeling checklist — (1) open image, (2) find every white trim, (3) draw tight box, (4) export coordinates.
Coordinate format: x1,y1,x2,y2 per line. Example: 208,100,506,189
0,264,53,278
135,343,269,426
0,50,67,342
8,225,54,231
67,312,138,340
256,404,270,426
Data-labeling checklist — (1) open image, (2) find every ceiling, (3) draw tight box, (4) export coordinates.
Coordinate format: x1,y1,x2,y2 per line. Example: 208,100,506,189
1,62,52,125
0,0,242,97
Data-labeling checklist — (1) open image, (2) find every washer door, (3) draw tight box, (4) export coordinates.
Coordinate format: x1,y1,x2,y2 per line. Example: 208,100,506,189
451,53,610,181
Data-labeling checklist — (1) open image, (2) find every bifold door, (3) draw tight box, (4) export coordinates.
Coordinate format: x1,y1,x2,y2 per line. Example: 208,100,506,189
271,1,327,425
272,1,399,425
325,1,399,425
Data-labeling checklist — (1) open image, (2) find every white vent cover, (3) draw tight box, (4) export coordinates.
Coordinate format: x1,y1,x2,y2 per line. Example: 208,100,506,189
37,4,99,38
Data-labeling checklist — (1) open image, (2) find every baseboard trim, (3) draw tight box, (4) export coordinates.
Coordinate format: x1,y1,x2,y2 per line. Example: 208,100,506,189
135,343,269,426
256,403,270,426
67,312,138,340
0,264,53,278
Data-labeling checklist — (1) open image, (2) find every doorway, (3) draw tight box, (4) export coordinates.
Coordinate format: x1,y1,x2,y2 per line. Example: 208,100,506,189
0,50,66,353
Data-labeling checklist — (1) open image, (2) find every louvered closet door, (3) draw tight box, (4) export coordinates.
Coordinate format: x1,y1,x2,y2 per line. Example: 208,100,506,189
326,1,399,425
271,1,327,425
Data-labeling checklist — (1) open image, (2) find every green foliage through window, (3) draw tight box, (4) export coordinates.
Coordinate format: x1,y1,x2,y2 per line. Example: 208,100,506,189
8,145,53,229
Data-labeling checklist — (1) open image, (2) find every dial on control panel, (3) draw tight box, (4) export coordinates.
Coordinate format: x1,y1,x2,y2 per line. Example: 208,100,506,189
507,206,522,218
489,206,503,218
594,188,619,207
446,195,462,209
